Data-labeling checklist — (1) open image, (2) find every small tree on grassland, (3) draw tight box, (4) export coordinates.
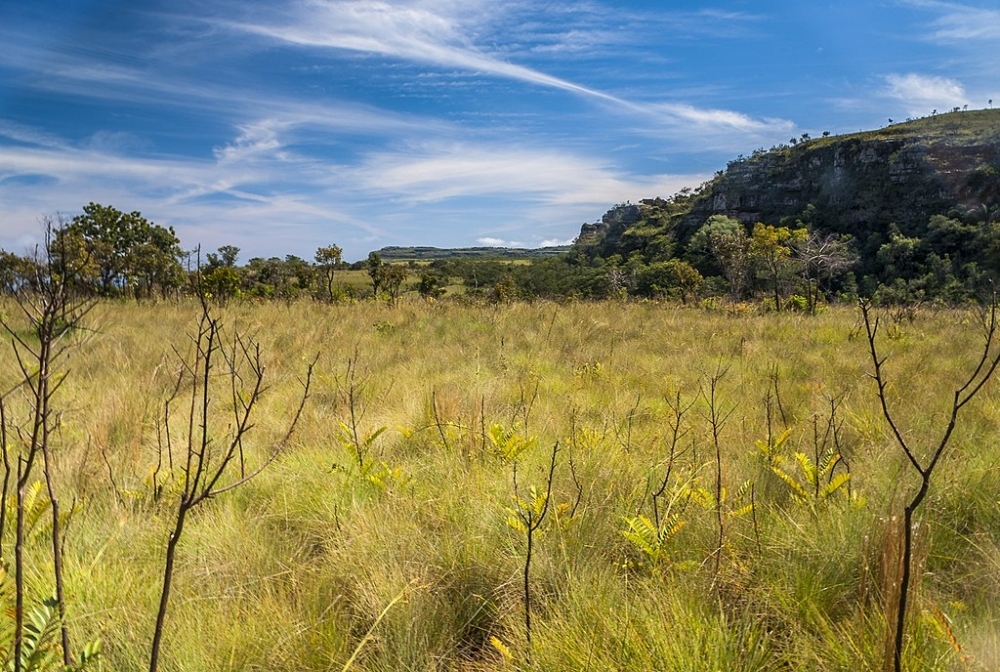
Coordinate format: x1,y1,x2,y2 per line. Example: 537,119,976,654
750,223,807,311
690,215,752,302
315,244,343,301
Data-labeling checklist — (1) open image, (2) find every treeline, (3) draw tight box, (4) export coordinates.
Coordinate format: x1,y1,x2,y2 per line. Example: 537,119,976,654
483,196,1000,308
4,199,1000,307
0,204,356,301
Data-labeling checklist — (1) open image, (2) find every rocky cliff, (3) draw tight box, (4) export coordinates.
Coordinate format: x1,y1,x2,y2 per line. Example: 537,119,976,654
681,109,999,241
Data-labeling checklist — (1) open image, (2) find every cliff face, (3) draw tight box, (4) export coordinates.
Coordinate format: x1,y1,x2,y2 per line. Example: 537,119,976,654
680,109,1000,241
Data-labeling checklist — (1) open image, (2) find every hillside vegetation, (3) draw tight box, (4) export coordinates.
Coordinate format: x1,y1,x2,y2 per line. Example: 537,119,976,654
563,109,1000,305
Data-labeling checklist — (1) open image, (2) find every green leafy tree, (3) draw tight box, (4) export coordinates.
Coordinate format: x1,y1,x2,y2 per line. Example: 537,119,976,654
314,244,343,301
490,274,516,305
60,203,183,298
750,223,807,310
876,226,923,287
689,215,752,301
0,251,35,295
380,264,407,306
416,273,445,300
204,245,240,272
128,224,186,298
200,246,242,301
636,258,703,302
366,252,384,296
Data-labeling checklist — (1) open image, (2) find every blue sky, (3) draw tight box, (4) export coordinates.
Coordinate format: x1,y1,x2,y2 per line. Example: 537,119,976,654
1,1,997,261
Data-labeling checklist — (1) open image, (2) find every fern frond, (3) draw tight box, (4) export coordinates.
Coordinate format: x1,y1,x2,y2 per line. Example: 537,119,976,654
772,464,810,500
818,451,841,479
793,452,818,488
20,597,60,672
819,472,851,500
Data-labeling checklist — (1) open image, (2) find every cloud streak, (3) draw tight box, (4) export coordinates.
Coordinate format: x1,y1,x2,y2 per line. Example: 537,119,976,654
352,142,709,208
918,2,1000,41
222,0,788,135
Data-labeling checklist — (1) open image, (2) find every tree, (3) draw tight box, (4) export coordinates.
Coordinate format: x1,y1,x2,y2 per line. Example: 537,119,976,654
315,244,343,301
689,215,752,302
201,246,242,301
635,259,703,302
0,250,35,295
416,273,445,300
204,245,240,272
750,223,807,310
128,224,185,299
875,227,922,285
365,252,406,304
380,264,407,306
793,231,857,312
60,203,183,298
367,252,384,296
282,255,313,298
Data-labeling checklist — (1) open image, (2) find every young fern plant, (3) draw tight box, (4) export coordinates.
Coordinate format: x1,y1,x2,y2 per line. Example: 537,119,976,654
333,423,406,490
621,512,688,571
0,566,101,672
753,427,793,467
770,448,850,505
489,423,536,463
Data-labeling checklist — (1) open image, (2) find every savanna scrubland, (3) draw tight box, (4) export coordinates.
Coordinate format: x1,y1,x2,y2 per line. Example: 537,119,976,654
3,296,999,671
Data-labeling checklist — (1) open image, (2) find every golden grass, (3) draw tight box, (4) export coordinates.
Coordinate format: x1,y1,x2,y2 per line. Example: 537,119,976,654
1,297,997,670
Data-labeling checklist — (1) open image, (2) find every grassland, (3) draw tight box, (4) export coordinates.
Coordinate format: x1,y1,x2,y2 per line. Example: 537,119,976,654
2,298,999,671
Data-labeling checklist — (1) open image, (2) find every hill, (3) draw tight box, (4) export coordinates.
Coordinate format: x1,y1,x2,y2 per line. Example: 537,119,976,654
569,109,1000,303
683,108,1000,239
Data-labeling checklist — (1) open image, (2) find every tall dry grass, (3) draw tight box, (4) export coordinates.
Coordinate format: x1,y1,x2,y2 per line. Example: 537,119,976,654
1,297,997,670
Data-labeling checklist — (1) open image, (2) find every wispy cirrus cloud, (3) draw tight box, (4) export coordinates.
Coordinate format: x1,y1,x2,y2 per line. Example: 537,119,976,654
915,1,1000,41
351,142,709,208
659,104,782,132
0,0,804,258
222,0,786,136
225,0,632,108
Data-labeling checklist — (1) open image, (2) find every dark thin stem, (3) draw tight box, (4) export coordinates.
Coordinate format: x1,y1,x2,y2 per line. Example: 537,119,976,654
0,397,9,558
701,366,733,577
861,295,1000,672
514,442,559,663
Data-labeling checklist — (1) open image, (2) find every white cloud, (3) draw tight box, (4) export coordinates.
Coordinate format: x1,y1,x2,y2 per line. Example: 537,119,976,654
884,72,969,116
477,237,525,247
657,103,789,133
227,1,631,108
539,237,575,247
0,119,70,150
352,142,708,208
0,120,710,261
213,120,288,164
